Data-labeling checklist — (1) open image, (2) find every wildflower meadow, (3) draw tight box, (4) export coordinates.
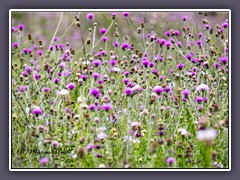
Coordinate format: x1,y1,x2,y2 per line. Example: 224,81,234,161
11,11,230,169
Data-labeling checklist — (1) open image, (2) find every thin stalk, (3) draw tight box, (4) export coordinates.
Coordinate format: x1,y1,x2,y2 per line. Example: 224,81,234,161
45,12,64,57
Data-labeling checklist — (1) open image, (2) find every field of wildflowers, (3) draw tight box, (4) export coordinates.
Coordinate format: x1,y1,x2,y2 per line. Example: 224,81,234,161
11,11,229,169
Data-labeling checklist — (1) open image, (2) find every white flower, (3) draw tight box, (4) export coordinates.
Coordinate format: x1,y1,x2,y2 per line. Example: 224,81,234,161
68,130,75,136
82,61,90,65
131,85,142,93
178,128,189,136
65,49,70,54
25,108,30,114
196,129,217,141
196,84,209,92
98,164,106,168
111,67,121,72
185,72,193,76
57,89,69,96
131,122,141,127
96,126,107,133
97,132,107,140
132,139,140,144
124,136,140,144
168,82,175,88
77,96,87,103
80,103,88,109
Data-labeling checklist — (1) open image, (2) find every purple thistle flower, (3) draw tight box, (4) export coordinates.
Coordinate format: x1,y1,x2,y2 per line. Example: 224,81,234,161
32,107,42,116
152,69,158,75
48,45,54,51
43,87,51,93
159,39,166,46
160,76,164,81
113,41,119,47
66,83,76,90
112,12,117,17
149,35,154,41
166,157,176,166
154,86,164,95
218,56,228,65
80,74,88,80
89,104,97,111
92,59,102,67
65,107,70,113
165,31,171,37
87,13,94,20
195,96,204,104
121,42,131,50
94,117,100,123
57,71,62,77
22,48,28,54
59,62,65,69
12,42,19,49
33,45,38,50
174,30,180,36
176,41,182,47
22,71,28,77
18,85,28,92
92,72,100,79
109,59,117,66
164,41,172,47
123,71,130,77
182,97,187,102
86,144,95,151
221,22,228,28
12,26,16,33
165,87,171,93
205,24,210,30
142,57,148,61
18,24,24,31
123,78,130,85
100,28,107,34
176,63,184,70
122,12,129,17
90,88,101,98
102,104,112,111
37,50,43,56
102,36,108,42
198,32,203,38
28,49,32,54
34,73,40,81
96,154,103,158
196,40,202,46
203,97,208,103
141,60,149,67
39,157,48,165
51,141,59,148
214,63,220,68
99,50,106,56
25,66,32,73
127,83,135,88
149,62,155,68
182,15,187,21
124,87,133,96
182,89,190,98
186,54,192,60
58,44,63,49
98,79,104,84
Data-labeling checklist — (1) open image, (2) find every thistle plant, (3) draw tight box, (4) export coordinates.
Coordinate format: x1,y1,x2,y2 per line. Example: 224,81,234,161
11,11,229,169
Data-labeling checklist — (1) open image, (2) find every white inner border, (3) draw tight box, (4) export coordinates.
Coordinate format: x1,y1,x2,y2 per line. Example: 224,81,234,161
9,9,231,172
